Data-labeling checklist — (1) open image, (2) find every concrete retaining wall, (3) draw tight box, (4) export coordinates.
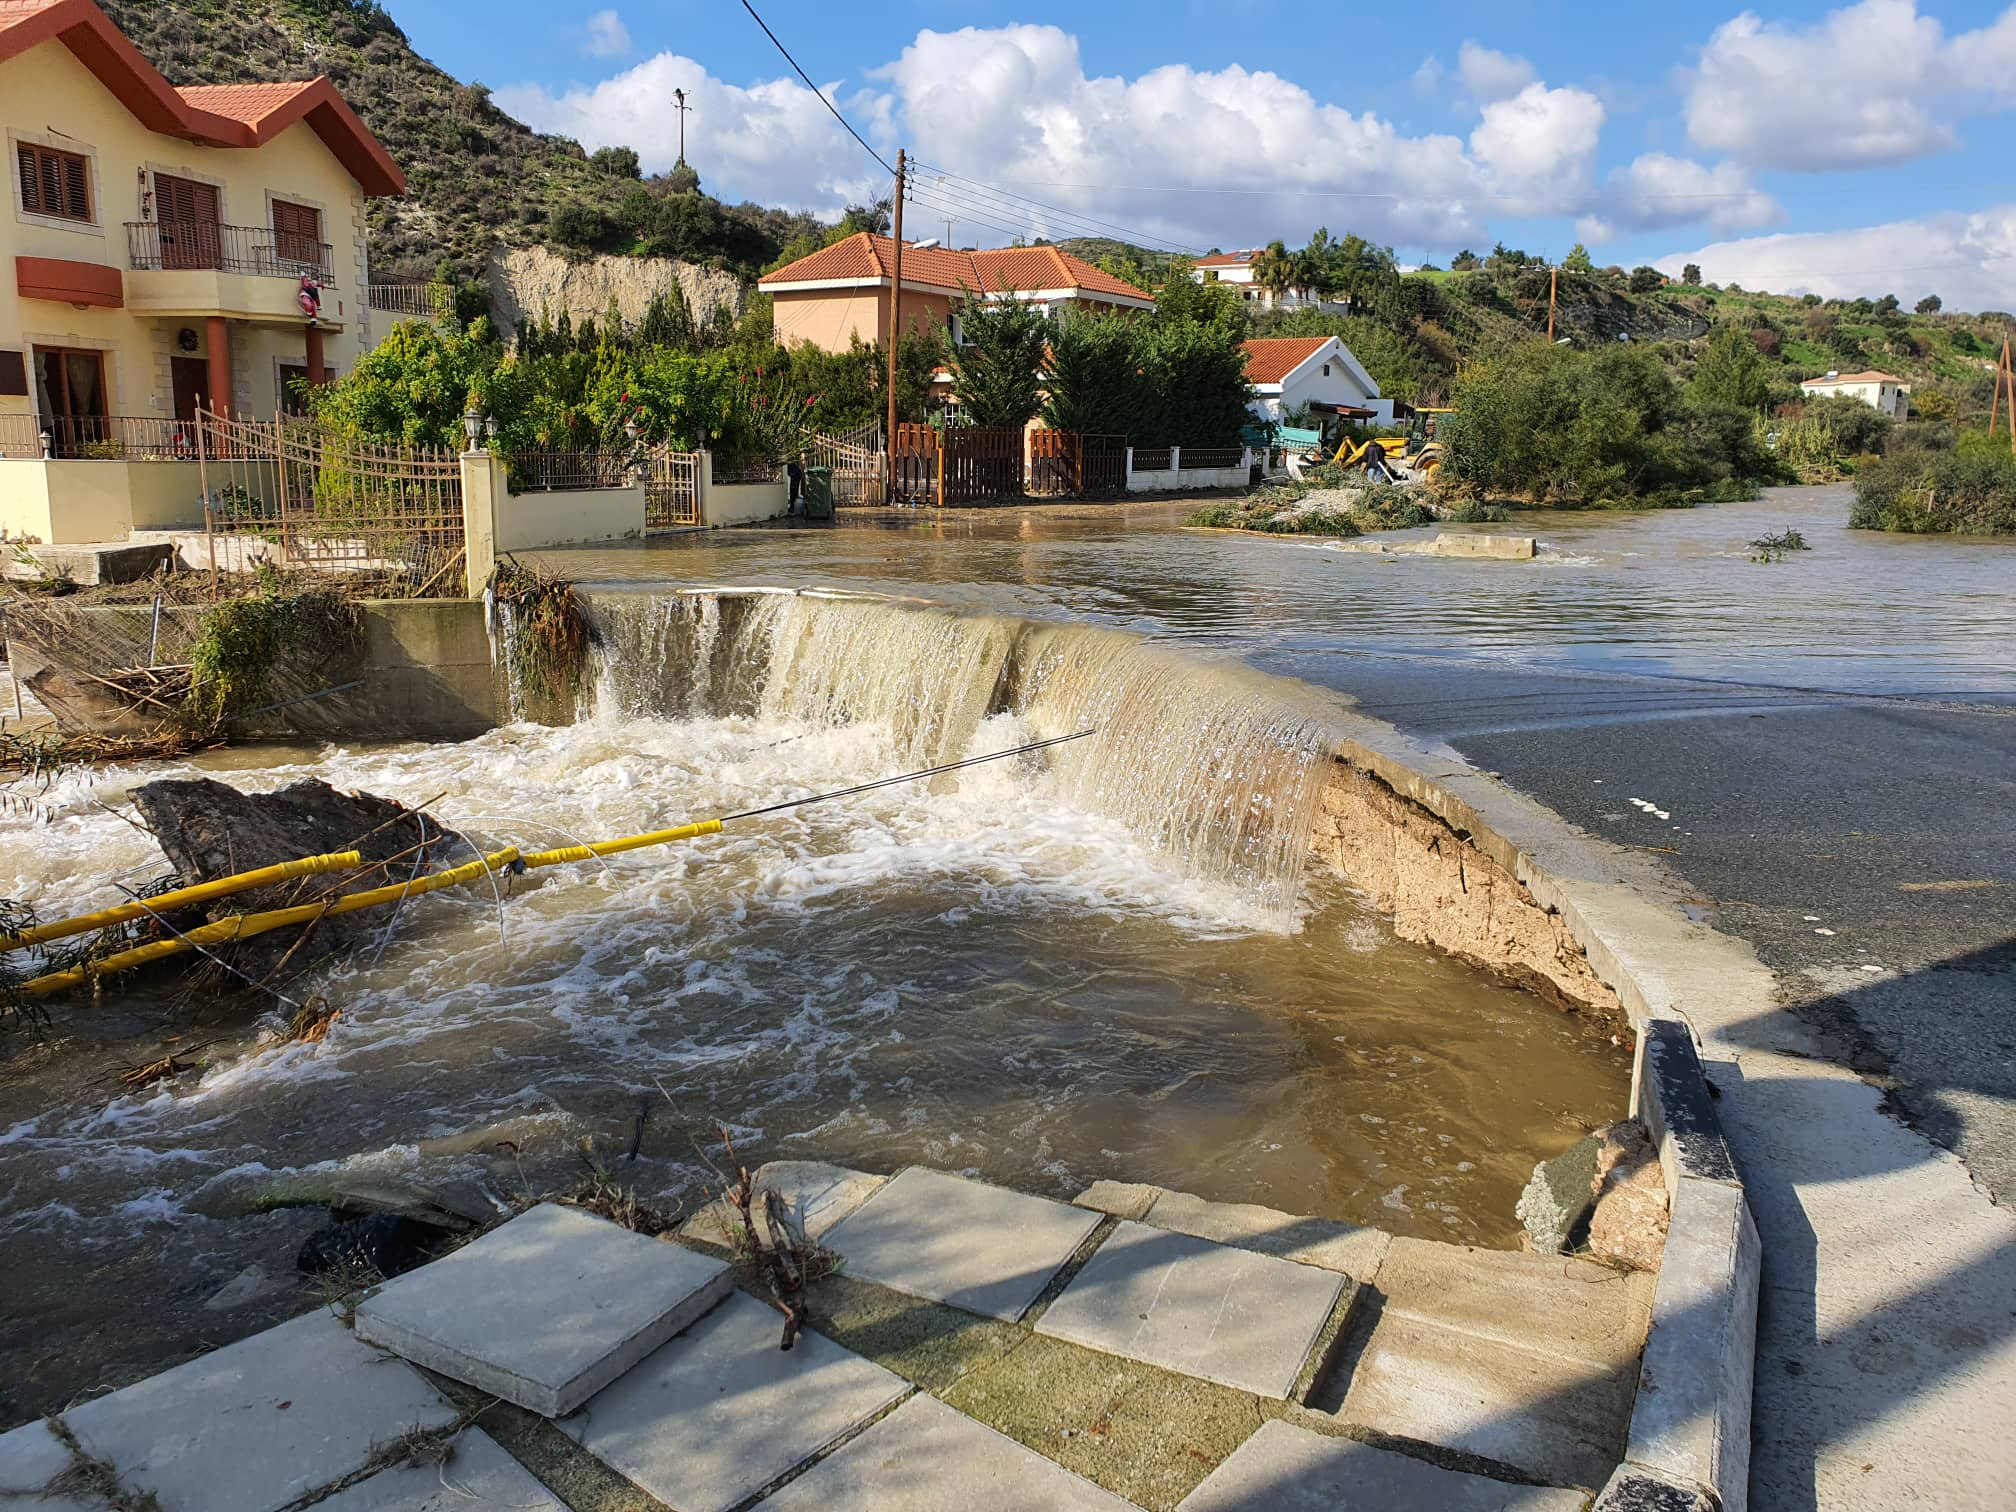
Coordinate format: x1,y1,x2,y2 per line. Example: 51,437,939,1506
495,483,643,552
699,470,787,527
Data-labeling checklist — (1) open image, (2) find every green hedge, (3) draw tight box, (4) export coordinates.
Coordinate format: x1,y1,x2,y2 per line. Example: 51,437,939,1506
1850,450,2016,535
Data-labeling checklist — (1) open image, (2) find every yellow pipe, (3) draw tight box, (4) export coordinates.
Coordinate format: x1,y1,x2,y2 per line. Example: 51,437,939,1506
19,848,519,1000
517,819,723,869
0,851,365,954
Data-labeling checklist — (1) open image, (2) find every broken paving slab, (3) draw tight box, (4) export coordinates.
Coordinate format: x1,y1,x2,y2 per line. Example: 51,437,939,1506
558,1291,909,1512
307,1428,565,1511
0,1419,100,1511
1035,1219,1349,1400
681,1159,890,1247
757,1391,1138,1512
354,1201,732,1416
61,1308,458,1512
819,1167,1104,1322
1177,1419,1588,1511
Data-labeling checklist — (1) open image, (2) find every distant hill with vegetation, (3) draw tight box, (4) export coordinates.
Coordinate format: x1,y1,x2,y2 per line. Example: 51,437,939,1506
98,0,829,282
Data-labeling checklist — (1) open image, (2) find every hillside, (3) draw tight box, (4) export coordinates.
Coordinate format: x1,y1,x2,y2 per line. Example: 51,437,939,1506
96,0,822,281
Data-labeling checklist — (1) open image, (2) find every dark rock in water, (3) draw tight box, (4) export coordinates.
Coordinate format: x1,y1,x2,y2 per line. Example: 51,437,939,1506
297,1212,452,1280
129,777,439,984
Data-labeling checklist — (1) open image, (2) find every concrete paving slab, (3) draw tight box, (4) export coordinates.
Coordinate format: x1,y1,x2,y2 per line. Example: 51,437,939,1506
757,1391,1138,1512
62,1308,458,1512
0,1420,99,1510
1073,1179,1161,1221
558,1291,909,1512
1178,1419,1586,1511
1375,1238,1653,1369
1144,1188,1391,1280
819,1167,1104,1322
683,1160,889,1247
1036,1220,1348,1400
354,1201,732,1416
1337,1312,1631,1490
309,1428,565,1511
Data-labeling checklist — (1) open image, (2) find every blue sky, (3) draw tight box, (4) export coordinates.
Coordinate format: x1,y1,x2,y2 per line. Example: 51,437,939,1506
400,0,2014,309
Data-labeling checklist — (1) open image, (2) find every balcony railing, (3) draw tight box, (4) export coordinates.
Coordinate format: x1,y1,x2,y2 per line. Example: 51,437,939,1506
0,413,201,460
367,282,450,317
125,220,336,284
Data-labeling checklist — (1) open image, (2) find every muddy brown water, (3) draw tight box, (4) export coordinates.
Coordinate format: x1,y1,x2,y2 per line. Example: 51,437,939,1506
24,496,1896,1423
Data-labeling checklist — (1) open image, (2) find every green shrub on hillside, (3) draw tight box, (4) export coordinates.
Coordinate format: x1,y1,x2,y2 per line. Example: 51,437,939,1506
1851,450,2016,534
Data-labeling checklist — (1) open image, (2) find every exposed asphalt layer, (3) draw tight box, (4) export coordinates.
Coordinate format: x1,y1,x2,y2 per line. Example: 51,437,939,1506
1258,646,2016,1203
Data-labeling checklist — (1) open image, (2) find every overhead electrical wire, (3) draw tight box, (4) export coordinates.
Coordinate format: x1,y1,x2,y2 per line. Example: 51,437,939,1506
911,161,1204,253
734,0,894,178
905,178,1167,253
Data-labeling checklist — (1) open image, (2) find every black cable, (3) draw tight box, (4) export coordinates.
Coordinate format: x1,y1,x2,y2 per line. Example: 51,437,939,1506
734,0,895,178
914,161,1202,253
723,730,1096,821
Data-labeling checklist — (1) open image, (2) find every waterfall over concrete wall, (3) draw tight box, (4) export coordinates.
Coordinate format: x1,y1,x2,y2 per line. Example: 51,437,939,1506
579,589,1339,919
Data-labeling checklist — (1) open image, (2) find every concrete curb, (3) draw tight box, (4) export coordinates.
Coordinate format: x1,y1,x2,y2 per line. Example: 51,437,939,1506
1323,722,1763,1512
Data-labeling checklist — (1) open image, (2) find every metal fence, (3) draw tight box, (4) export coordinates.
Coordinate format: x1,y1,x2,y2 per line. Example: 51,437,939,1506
806,423,886,506
1177,446,1246,471
0,413,199,460
194,407,465,597
712,454,782,485
126,221,336,283
367,282,451,318
1130,446,1173,472
646,448,700,530
504,448,633,493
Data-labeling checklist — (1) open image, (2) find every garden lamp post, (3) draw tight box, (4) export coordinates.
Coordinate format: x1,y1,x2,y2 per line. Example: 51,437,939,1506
463,407,483,449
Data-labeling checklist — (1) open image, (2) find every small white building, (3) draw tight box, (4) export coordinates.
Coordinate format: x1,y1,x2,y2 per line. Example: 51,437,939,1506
1799,369,1911,419
1242,336,1393,427
1193,251,1349,314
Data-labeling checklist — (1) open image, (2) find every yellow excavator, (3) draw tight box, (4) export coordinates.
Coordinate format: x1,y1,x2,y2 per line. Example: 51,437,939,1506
1328,407,1455,481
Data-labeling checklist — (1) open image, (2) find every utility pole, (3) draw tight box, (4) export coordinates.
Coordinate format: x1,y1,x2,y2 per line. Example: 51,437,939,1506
671,88,691,164
944,216,955,249
1993,336,2014,453
1547,265,1558,344
885,148,905,456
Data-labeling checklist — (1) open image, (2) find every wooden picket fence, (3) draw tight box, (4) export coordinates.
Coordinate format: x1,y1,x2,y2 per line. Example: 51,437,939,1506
1028,430,1127,498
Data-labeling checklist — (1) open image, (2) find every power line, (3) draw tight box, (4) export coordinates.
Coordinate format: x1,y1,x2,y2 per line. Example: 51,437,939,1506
733,0,893,178
904,182,1124,251
972,174,1773,206
912,161,1204,252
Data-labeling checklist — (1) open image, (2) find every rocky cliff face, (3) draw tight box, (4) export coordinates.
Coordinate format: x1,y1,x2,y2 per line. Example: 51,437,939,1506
485,248,744,340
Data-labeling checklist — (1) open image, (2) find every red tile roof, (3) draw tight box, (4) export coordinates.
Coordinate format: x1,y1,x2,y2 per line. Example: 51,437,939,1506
0,0,403,195
1801,370,1906,386
1241,337,1332,386
1195,250,1258,268
760,233,1153,304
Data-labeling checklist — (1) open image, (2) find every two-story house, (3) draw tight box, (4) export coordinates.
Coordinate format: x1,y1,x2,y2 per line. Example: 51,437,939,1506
1193,251,1349,315
0,0,402,468
758,234,1153,354
1798,369,1911,419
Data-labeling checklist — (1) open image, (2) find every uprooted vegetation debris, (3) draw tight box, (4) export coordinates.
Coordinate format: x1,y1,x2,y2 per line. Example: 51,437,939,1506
489,557,593,712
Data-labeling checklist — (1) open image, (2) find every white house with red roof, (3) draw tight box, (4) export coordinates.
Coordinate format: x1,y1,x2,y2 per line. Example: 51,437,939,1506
1242,336,1391,427
1193,250,1349,314
757,233,1154,354
1798,368,1911,419
0,0,403,498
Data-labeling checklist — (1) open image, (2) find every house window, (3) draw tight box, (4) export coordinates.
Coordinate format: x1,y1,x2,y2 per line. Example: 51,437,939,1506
17,144,91,222
33,346,109,455
278,363,335,413
1322,364,1330,377
272,199,323,268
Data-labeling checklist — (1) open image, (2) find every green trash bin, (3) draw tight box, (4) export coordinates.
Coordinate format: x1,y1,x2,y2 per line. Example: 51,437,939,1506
802,465,834,520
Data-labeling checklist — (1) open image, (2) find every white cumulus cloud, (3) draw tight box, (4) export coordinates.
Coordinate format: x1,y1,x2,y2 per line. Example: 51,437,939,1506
1684,0,2016,172
580,10,632,61
1457,42,1538,102
494,56,888,214
1577,153,1783,243
1468,81,1606,213
1659,204,2016,312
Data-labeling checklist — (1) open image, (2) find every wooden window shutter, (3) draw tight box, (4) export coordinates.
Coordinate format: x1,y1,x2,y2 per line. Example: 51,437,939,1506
17,145,90,221
60,153,88,220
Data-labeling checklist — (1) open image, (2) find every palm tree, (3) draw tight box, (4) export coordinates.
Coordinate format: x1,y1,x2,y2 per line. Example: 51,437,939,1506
1251,241,1295,305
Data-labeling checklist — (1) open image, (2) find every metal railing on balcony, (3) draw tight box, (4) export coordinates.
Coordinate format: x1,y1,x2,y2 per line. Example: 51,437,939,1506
125,221,336,284
368,282,451,318
0,413,200,460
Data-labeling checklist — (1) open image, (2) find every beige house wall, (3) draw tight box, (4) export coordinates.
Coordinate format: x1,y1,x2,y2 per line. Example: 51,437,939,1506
0,38,378,429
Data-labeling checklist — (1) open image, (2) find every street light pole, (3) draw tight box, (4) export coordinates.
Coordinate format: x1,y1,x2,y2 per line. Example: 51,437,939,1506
672,88,691,164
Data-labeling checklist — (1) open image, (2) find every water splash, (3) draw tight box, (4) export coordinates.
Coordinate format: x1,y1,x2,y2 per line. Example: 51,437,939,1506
578,590,1339,921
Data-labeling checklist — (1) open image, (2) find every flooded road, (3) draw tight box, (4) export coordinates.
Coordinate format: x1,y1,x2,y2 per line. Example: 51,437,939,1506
0,591,1630,1424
